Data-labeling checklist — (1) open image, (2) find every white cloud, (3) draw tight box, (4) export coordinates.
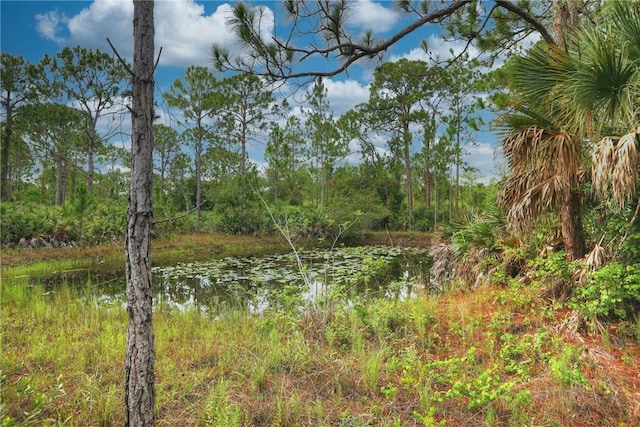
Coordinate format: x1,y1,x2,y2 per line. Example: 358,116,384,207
464,142,502,184
348,0,399,33
389,34,482,64
323,79,370,115
290,78,370,118
35,10,69,44
35,0,269,67
155,1,241,66
391,47,429,63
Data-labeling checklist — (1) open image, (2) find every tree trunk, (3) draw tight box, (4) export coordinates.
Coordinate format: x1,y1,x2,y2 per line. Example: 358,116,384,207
552,0,581,48
195,121,202,229
455,107,461,216
433,172,438,229
55,155,65,206
424,142,431,208
403,122,413,228
125,1,155,425
560,186,586,261
1,99,13,201
240,120,247,177
87,129,96,196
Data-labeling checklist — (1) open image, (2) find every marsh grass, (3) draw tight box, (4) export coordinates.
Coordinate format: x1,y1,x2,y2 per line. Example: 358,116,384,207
1,258,106,282
3,270,640,425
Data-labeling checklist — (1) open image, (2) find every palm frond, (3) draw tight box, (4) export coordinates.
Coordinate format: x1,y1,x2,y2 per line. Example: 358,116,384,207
608,0,640,64
592,132,639,208
502,127,580,177
566,29,638,137
501,127,539,170
511,42,574,109
499,168,568,233
585,237,607,271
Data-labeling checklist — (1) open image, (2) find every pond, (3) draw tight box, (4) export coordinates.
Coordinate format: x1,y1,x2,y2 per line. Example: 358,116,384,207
151,246,433,313
39,245,433,313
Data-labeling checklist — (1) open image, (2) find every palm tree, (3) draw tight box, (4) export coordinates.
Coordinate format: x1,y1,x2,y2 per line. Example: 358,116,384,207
497,119,586,261
497,42,587,260
576,2,640,209
497,0,640,261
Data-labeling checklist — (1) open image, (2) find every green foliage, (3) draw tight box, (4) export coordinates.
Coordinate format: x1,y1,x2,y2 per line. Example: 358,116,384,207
449,209,505,257
0,200,125,246
0,203,75,245
3,377,66,426
210,174,269,234
202,378,242,427
270,204,333,238
548,346,589,388
583,196,640,264
326,165,392,233
570,263,640,320
445,365,515,410
530,251,572,283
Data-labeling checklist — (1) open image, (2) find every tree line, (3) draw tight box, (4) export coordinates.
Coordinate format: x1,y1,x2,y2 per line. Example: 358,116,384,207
1,46,490,243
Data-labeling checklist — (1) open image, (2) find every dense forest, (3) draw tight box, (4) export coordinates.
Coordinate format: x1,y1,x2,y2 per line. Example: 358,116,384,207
2,0,640,425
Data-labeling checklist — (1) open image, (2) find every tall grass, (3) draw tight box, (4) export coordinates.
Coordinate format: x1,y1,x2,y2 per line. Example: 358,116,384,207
2,275,639,426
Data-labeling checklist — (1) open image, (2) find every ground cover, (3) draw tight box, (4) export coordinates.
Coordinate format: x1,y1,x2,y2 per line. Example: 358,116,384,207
2,234,639,426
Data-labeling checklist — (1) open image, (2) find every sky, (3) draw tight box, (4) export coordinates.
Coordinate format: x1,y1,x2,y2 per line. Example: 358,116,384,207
1,0,504,183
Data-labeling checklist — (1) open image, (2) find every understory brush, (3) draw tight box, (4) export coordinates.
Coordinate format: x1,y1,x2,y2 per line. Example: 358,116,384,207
0,201,126,247
3,272,639,426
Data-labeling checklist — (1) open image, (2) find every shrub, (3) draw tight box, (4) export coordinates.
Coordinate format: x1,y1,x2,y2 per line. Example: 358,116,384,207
449,210,505,258
0,201,126,246
570,263,640,320
0,203,67,245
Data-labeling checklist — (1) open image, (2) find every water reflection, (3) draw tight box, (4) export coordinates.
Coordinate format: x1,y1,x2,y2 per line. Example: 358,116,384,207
34,246,433,312
152,246,433,313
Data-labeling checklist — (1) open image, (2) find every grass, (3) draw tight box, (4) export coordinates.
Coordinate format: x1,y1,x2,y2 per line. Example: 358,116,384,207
2,234,640,426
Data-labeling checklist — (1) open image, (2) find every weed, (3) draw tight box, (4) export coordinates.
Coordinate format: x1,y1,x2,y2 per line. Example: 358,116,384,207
548,346,590,388
201,378,242,427
570,262,640,322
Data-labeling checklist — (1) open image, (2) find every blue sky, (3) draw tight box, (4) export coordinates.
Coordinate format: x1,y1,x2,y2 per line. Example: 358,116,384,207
1,0,503,182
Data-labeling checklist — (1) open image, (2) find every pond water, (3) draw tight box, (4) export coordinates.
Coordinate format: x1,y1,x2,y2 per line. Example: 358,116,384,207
41,246,433,313
151,246,433,313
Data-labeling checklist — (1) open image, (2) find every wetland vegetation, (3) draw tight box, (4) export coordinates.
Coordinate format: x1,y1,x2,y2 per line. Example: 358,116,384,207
2,233,640,426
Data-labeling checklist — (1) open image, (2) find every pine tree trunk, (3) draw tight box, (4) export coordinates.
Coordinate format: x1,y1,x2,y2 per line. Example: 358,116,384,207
1,100,13,201
125,1,155,425
87,128,96,196
403,122,413,227
424,143,431,208
552,0,581,48
195,121,202,229
55,155,65,206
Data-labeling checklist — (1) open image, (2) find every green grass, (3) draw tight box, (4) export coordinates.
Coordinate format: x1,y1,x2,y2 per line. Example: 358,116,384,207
0,258,108,281
3,273,639,426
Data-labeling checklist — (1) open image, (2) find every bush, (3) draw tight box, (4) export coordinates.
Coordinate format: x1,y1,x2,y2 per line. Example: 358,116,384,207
0,203,69,245
218,206,269,235
269,205,333,238
570,263,640,320
0,201,126,246
449,210,505,257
